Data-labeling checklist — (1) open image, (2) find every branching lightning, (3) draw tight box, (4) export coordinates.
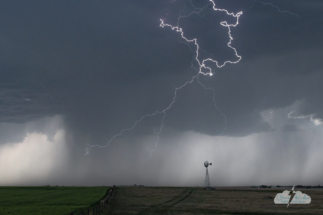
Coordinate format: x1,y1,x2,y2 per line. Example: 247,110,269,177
250,0,300,18
85,73,199,157
85,0,243,158
160,0,242,76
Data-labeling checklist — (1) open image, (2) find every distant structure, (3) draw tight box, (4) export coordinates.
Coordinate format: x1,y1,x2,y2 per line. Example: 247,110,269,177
204,161,212,188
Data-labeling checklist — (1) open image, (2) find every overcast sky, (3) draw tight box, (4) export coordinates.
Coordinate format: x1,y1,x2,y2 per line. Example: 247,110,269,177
1,0,323,186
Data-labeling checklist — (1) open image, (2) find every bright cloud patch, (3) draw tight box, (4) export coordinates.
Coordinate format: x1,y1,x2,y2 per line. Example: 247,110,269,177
0,129,67,185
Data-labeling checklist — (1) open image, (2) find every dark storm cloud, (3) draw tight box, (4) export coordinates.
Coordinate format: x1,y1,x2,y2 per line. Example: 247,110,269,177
2,1,322,141
0,0,323,186
0,115,64,145
0,0,322,141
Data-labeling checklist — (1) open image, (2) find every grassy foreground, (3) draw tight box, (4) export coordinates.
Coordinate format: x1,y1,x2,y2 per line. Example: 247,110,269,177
0,186,109,215
105,187,323,214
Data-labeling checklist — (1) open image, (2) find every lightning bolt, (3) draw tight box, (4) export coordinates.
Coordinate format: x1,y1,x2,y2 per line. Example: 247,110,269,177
287,185,296,208
196,77,227,155
250,0,300,18
86,73,199,157
85,0,242,158
160,0,242,76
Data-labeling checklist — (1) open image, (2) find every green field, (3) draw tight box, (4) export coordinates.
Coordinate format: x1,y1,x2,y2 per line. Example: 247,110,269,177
2,186,322,214
0,186,109,215
105,187,323,214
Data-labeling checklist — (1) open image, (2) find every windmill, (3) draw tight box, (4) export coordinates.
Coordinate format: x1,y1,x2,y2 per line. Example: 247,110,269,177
204,161,212,188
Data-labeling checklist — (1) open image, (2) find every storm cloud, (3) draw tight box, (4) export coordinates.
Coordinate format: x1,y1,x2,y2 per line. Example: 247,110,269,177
0,0,323,186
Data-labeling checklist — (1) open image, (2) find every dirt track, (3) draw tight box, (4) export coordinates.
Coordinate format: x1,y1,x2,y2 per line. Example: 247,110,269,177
104,187,323,215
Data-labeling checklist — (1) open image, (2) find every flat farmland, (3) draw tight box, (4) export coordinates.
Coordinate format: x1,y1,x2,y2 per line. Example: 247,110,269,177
105,187,323,214
0,186,109,215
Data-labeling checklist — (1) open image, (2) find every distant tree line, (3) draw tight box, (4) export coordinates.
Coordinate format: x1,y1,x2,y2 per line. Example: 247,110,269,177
251,185,323,189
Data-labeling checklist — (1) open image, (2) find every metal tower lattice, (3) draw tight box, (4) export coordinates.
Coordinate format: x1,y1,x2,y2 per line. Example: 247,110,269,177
204,161,212,187
204,167,210,187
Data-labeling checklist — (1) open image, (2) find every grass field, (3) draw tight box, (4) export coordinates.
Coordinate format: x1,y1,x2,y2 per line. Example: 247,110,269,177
105,187,323,214
0,186,109,215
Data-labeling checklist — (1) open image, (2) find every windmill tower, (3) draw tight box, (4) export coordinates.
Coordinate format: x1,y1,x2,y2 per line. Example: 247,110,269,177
204,161,212,187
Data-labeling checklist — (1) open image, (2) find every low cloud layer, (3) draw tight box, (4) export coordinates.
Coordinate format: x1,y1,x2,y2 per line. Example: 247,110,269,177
0,116,67,185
